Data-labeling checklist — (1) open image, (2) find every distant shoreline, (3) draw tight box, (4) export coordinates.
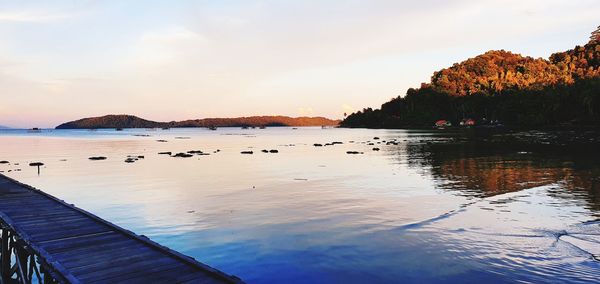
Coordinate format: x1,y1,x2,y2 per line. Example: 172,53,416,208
55,114,340,129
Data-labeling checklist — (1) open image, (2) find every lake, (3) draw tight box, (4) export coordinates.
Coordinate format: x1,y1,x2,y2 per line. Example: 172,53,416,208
0,127,599,283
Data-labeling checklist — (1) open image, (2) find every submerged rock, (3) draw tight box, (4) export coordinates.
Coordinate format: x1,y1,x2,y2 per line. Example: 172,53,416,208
88,156,107,161
172,153,193,158
346,151,363,155
156,139,168,142
124,158,136,163
158,152,172,155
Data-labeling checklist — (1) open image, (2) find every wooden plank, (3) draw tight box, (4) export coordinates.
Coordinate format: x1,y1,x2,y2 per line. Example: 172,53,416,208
64,249,165,272
77,256,186,282
51,238,143,261
30,226,114,243
40,232,122,252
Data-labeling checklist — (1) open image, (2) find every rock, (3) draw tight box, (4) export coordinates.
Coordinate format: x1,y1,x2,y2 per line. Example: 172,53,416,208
137,155,144,159
346,151,363,154
88,156,107,161
241,151,254,154
158,152,172,155
261,150,269,153
313,143,323,147
373,137,380,140
269,150,279,153
0,161,8,164
367,143,374,145
331,142,343,145
372,148,380,151
187,150,203,154
156,140,168,142
172,153,193,158
124,158,136,163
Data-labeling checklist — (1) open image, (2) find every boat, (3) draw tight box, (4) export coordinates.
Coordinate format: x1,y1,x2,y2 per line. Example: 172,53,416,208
208,126,217,130
259,126,266,129
115,128,123,131
27,128,42,133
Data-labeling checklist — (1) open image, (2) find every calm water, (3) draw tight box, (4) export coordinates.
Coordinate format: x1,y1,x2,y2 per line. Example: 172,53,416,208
0,127,599,283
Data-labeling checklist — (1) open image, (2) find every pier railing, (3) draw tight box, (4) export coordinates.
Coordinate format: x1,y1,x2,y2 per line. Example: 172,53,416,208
0,221,61,284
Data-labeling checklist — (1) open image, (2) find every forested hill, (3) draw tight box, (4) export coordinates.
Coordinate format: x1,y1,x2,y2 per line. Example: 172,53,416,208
341,41,600,129
55,115,339,129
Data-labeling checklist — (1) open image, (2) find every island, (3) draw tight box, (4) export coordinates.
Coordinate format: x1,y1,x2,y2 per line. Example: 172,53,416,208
55,115,340,129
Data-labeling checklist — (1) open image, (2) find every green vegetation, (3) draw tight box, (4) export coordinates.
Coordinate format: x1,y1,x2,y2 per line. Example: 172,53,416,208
342,42,600,129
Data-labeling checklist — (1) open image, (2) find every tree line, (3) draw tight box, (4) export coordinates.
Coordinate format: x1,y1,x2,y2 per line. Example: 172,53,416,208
342,42,600,128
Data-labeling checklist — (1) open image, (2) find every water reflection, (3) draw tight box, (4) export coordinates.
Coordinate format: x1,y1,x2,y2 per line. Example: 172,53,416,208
405,136,600,211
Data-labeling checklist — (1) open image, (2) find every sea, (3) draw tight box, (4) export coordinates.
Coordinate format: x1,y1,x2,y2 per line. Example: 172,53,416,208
0,127,599,283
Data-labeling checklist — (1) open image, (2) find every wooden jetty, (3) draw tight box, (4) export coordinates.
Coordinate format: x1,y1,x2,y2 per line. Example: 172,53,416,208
0,174,243,284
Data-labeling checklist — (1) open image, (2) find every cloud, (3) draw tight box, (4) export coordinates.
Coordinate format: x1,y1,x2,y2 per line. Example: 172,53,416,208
0,11,68,23
298,107,314,116
140,26,204,43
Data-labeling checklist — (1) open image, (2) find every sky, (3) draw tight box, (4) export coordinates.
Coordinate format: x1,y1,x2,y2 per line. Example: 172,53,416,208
0,0,599,128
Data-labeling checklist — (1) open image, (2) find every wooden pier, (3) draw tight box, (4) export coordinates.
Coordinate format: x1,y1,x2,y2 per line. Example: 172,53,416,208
0,174,243,284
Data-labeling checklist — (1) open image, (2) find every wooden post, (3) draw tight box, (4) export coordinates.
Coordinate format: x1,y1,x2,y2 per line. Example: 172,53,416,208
1,229,10,281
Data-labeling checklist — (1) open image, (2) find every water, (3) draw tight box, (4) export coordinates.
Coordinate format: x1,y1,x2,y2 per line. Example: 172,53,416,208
0,127,599,283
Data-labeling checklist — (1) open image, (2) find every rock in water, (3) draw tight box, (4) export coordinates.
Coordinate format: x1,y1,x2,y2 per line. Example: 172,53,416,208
172,153,193,158
88,156,107,160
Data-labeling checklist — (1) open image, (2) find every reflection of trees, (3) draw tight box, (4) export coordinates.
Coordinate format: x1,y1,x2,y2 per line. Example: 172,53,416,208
404,141,600,214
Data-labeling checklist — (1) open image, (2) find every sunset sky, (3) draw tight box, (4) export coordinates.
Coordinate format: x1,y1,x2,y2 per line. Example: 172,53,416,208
1,0,599,128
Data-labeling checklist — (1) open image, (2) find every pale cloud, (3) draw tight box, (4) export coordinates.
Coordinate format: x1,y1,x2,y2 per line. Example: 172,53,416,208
298,107,314,116
0,10,68,23
140,26,204,43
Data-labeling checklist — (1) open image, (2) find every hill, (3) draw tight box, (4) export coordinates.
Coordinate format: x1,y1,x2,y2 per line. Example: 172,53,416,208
55,115,339,129
342,40,600,128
